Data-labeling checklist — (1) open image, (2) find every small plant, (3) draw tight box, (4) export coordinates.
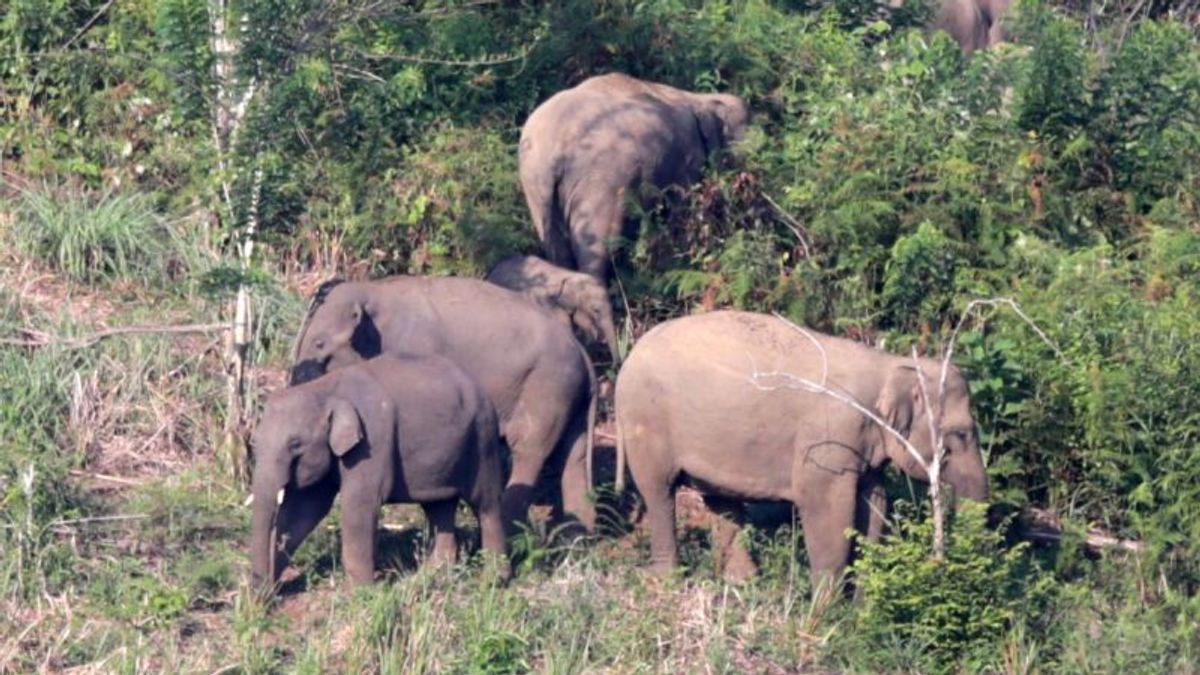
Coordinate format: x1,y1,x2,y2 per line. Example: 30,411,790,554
11,184,179,285
851,501,1054,672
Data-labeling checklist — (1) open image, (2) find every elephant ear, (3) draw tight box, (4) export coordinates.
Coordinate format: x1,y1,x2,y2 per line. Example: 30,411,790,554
873,366,920,465
327,398,363,457
695,105,724,155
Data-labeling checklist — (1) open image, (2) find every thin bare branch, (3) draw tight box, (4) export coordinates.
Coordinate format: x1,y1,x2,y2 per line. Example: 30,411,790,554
61,0,117,51
771,312,829,387
358,48,531,68
762,192,812,260
747,358,930,474
0,323,230,349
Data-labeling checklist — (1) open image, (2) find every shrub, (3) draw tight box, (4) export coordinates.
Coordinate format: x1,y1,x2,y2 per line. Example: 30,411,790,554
851,502,1054,672
11,185,187,285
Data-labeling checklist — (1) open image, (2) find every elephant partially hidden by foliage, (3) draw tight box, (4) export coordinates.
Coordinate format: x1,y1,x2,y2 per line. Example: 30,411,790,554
614,311,989,586
486,254,620,363
250,354,507,593
290,276,598,532
518,73,749,281
892,0,1011,54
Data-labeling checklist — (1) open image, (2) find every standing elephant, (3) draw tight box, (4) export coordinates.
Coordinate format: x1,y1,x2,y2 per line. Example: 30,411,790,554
976,0,1012,47
934,0,990,54
290,276,598,532
486,254,620,363
891,0,1010,53
250,354,507,593
519,73,750,281
614,311,988,586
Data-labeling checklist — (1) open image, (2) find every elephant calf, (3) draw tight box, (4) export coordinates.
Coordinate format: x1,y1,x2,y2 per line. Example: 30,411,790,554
615,311,988,587
486,254,620,363
250,354,507,593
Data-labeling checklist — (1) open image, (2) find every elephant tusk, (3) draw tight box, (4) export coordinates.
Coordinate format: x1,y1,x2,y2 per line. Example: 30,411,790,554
276,488,286,505
244,493,254,507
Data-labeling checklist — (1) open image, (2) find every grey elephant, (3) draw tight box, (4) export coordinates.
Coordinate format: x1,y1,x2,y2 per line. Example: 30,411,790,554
486,254,620,363
891,0,1010,53
933,0,989,53
290,276,598,532
976,0,1012,47
519,73,750,281
250,354,507,592
614,311,989,586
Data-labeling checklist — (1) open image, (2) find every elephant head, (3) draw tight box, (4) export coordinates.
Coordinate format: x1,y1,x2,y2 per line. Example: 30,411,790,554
553,275,620,363
249,385,362,591
694,93,750,152
290,280,381,385
873,363,989,501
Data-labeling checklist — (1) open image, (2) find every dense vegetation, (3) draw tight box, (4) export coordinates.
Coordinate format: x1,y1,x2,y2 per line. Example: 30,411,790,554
2,0,1198,671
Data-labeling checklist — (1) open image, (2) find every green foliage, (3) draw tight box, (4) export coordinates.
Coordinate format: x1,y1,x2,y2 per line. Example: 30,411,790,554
881,220,960,330
851,502,1054,672
11,184,191,285
3,0,1200,670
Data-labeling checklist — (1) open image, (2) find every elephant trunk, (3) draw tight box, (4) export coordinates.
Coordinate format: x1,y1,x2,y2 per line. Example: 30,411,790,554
249,475,288,593
945,451,989,502
601,312,621,365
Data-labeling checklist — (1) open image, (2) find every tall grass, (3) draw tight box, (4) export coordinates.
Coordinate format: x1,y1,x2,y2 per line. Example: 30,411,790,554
10,184,196,285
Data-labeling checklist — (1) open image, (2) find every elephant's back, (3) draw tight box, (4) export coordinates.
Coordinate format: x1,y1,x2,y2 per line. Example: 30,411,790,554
618,311,882,408
523,75,690,157
372,276,587,420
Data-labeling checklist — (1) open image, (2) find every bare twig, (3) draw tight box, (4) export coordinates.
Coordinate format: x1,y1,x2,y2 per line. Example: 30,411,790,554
761,192,812,260
747,357,930,475
1021,508,1144,553
771,312,829,387
0,323,230,349
61,0,117,51
359,48,531,68
67,470,144,487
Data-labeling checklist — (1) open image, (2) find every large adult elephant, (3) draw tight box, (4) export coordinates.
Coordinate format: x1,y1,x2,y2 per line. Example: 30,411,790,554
976,0,1012,47
932,0,990,53
614,311,988,587
518,73,750,281
290,276,598,532
891,0,1010,53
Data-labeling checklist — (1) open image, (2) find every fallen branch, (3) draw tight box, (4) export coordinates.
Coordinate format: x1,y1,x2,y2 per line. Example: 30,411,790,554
0,323,229,349
1020,508,1144,553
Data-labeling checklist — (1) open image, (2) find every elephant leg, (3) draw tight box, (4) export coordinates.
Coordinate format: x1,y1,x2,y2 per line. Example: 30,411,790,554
557,409,596,534
567,184,624,281
797,476,858,596
277,478,338,574
521,163,576,269
703,495,757,584
340,495,380,587
422,499,459,567
500,397,570,534
470,495,511,583
854,470,888,545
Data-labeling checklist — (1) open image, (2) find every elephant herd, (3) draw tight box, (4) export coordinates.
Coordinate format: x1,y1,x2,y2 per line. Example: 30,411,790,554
249,71,991,598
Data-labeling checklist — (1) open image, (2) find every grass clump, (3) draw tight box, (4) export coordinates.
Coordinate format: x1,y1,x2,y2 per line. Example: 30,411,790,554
10,184,187,285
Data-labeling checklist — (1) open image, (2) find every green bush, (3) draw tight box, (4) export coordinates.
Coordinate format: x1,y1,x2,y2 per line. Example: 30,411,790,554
851,502,1054,672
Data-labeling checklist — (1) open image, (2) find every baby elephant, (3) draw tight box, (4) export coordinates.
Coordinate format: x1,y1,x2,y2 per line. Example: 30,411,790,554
249,354,507,593
486,254,620,363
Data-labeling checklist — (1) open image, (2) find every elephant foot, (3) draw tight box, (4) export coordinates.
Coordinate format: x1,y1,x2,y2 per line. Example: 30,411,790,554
649,558,677,579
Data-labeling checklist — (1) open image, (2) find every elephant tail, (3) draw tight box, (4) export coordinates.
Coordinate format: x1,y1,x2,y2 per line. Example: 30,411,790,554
614,409,626,494
577,339,598,492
